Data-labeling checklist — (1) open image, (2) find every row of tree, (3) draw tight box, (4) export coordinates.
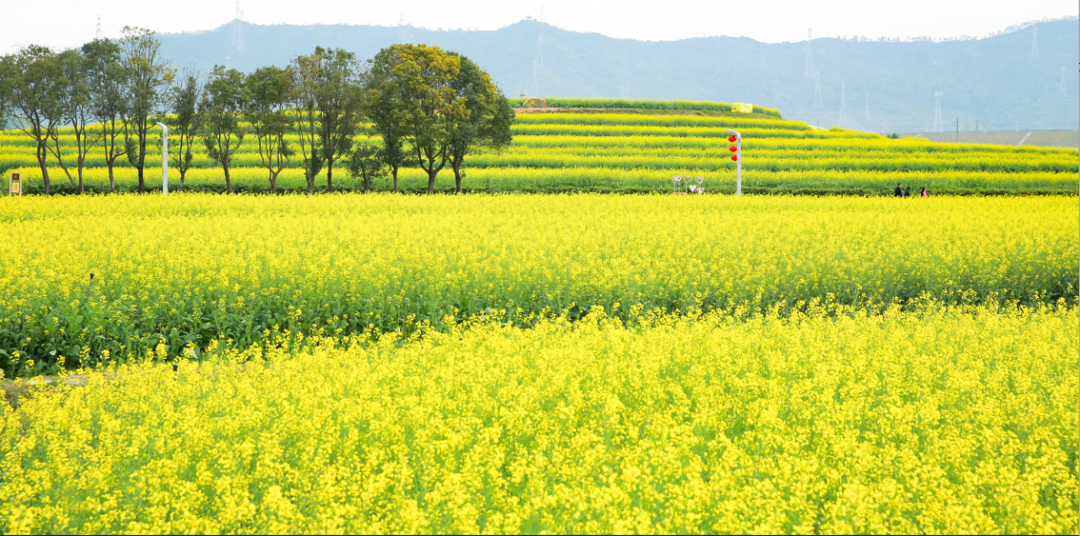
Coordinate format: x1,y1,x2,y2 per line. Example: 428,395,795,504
0,28,514,195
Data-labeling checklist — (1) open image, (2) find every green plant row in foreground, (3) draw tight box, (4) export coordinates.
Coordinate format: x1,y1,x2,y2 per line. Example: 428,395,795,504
2,308,1076,533
0,194,1075,373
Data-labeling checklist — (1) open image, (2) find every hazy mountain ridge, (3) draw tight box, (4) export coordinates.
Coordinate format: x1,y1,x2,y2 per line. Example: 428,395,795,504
158,19,1079,131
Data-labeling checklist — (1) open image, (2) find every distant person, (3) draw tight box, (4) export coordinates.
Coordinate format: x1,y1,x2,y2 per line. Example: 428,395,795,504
920,187,928,198
903,186,911,197
894,183,903,197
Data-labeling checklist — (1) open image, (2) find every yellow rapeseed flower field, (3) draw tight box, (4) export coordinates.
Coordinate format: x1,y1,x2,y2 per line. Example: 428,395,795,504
0,194,1075,372
1,308,1076,533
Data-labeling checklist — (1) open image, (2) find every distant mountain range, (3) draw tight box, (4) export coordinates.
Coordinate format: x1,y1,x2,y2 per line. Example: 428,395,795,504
158,18,1079,132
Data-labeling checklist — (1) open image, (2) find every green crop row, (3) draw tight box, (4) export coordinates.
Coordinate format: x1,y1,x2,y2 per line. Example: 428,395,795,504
508,97,784,117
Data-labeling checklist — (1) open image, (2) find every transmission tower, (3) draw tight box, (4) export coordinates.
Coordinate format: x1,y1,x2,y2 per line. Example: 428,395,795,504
838,84,846,126
537,5,544,71
532,59,539,97
396,11,409,44
232,1,244,52
96,16,102,40
864,94,870,131
932,91,943,133
1030,26,1039,61
805,29,814,78
812,72,822,109
529,6,544,95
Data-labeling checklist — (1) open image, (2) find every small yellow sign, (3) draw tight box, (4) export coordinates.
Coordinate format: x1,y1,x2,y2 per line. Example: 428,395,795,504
731,102,753,114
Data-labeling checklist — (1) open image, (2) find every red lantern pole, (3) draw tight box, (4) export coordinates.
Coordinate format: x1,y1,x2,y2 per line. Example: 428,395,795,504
726,129,742,196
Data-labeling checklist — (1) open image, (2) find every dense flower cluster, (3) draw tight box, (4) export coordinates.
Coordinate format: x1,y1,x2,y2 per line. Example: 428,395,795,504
1,308,1076,533
0,194,1075,372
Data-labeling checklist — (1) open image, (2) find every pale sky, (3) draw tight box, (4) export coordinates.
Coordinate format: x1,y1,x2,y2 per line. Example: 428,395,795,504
1,0,1077,52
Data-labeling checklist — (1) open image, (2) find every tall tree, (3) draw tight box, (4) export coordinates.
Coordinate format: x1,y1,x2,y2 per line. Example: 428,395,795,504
365,59,409,193
199,66,246,194
313,47,365,193
290,53,323,195
244,66,294,194
5,46,66,195
83,38,129,193
121,27,174,193
0,56,11,131
162,68,201,191
445,54,515,194
346,142,387,193
369,44,467,194
48,48,100,193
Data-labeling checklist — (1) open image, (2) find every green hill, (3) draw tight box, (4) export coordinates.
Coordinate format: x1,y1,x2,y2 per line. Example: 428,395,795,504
155,18,1079,132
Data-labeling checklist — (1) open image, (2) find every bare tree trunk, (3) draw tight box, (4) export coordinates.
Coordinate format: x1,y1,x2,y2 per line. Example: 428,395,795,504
392,167,399,193
179,169,186,192
37,143,52,196
427,168,438,194
270,171,278,195
107,162,116,193
453,162,463,194
224,165,233,194
326,159,334,193
76,134,85,194
48,137,76,188
137,165,145,193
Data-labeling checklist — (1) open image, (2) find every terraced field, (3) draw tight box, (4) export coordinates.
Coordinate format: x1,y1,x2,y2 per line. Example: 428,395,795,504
1,100,1076,195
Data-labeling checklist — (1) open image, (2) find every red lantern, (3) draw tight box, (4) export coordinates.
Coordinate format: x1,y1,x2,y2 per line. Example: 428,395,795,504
731,155,738,162
729,146,737,152
728,135,737,143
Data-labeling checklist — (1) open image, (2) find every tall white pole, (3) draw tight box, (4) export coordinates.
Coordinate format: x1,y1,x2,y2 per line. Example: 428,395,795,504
156,122,168,194
726,129,742,196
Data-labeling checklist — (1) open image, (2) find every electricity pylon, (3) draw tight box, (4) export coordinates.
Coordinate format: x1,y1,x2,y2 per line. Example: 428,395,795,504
932,91,943,133
838,84,846,126
812,72,822,109
232,1,244,52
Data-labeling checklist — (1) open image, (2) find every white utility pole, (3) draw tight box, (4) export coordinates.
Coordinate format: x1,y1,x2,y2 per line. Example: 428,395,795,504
726,129,742,196
156,122,168,194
